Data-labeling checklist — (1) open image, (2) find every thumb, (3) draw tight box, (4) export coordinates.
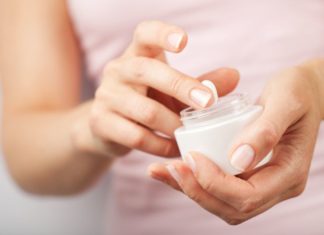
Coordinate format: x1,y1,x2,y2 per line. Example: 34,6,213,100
228,92,304,172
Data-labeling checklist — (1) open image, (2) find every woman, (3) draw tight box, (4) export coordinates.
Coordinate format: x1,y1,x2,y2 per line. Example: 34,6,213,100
1,0,324,234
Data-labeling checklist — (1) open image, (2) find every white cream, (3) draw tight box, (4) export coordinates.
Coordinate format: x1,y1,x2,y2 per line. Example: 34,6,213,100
175,92,272,175
201,80,218,104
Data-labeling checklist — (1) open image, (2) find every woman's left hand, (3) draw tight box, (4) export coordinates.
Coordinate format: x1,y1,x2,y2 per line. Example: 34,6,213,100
148,61,323,225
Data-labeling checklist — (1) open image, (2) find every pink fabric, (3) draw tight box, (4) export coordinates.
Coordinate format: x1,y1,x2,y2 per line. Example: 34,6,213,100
68,1,324,234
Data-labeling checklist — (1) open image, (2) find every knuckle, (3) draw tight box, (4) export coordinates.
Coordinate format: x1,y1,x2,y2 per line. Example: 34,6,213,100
170,74,185,95
89,115,100,135
223,212,248,226
89,104,104,134
186,190,203,204
226,218,244,226
183,182,204,204
292,185,305,197
128,129,146,148
291,180,307,197
238,197,261,213
200,178,217,193
258,121,279,148
103,60,120,76
131,57,151,79
139,103,158,125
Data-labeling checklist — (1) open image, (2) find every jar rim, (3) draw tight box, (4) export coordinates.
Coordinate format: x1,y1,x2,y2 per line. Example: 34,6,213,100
180,93,250,127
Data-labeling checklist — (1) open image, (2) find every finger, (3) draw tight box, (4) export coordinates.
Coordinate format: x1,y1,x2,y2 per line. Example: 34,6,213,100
124,20,187,57
89,104,179,157
152,160,239,221
241,113,318,211
147,161,182,191
149,160,292,224
183,151,256,212
168,68,240,112
71,112,130,158
119,57,216,109
228,83,307,172
97,85,181,137
186,149,307,214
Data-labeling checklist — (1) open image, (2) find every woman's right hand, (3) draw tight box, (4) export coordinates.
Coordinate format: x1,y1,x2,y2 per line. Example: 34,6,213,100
72,21,239,159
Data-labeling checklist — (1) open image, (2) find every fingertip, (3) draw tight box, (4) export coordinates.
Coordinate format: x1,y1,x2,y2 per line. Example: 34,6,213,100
178,32,188,51
217,68,240,95
219,67,240,79
227,68,240,87
147,163,159,176
166,30,188,52
147,163,169,183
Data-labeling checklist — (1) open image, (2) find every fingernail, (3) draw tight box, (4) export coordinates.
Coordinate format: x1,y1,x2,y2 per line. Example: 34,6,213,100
167,33,183,49
230,144,255,171
166,164,181,184
184,153,196,173
201,80,219,104
190,88,212,107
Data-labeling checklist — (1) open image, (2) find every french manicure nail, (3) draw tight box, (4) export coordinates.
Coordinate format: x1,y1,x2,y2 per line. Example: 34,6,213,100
184,153,196,173
230,144,255,171
166,164,181,184
167,33,183,49
190,88,212,107
201,80,219,104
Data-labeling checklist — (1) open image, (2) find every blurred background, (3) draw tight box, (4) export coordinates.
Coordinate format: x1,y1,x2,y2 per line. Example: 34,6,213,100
0,77,109,235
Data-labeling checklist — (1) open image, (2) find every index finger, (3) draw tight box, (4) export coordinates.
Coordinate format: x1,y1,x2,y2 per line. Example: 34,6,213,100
119,57,216,109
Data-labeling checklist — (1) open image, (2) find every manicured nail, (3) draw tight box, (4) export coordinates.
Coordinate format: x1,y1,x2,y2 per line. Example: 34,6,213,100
201,80,219,104
190,88,212,107
167,33,183,49
230,144,255,171
166,164,181,184
184,153,196,173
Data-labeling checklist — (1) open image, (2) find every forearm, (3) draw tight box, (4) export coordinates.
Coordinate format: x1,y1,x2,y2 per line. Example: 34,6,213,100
2,101,113,195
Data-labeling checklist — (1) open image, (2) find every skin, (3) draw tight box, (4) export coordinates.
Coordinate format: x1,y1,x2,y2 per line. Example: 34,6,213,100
1,0,324,225
0,0,238,195
149,60,324,225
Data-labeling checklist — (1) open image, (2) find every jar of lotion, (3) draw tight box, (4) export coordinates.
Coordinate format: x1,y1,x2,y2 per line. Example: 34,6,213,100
174,90,272,175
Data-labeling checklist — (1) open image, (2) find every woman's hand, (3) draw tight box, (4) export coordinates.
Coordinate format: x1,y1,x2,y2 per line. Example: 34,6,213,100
148,62,323,224
72,21,239,159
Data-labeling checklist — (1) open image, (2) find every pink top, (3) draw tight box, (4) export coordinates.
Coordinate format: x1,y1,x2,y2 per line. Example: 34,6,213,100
68,1,324,234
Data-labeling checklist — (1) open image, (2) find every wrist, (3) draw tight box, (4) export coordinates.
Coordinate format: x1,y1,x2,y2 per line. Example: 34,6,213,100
300,58,324,120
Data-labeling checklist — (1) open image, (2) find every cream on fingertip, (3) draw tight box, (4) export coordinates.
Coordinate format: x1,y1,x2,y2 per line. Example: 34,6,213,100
201,80,218,105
